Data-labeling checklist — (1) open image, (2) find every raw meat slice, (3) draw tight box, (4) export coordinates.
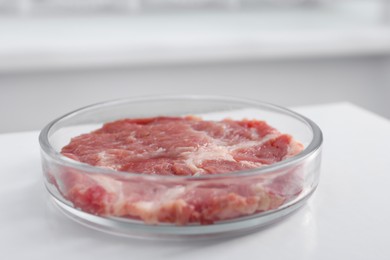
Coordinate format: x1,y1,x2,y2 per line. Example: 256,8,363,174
55,116,304,225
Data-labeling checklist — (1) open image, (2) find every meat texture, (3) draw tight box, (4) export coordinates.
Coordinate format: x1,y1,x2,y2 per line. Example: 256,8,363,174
56,116,304,225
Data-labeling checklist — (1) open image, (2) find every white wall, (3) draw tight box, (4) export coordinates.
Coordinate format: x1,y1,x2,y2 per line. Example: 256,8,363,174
0,55,389,133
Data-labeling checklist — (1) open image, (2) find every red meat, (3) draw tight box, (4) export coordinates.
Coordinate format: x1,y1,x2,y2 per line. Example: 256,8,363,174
57,116,304,225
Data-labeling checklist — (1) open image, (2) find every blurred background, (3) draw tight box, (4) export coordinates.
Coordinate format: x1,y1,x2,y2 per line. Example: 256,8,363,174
0,0,389,133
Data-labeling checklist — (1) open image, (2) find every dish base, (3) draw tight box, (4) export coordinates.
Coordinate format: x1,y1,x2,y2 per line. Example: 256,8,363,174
49,189,315,240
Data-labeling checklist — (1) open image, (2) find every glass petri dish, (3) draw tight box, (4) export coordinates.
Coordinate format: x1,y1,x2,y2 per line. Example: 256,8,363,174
39,95,322,239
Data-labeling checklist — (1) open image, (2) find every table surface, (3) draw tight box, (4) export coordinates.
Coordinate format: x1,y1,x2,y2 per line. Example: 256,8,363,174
0,102,389,259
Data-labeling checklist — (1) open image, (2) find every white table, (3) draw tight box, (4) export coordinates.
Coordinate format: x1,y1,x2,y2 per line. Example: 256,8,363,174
0,102,389,259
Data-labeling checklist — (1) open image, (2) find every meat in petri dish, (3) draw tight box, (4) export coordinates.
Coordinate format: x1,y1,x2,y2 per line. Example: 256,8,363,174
57,116,304,225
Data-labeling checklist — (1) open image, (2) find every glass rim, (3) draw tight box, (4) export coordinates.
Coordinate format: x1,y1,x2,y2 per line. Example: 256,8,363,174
39,95,323,181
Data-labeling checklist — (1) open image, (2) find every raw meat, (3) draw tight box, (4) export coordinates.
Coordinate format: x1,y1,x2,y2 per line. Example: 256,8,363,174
56,116,304,225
